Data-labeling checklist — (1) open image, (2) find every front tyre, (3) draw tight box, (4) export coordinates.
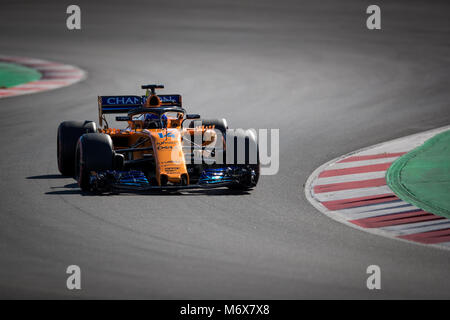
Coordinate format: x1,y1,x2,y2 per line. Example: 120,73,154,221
225,129,260,191
57,121,96,176
75,133,114,191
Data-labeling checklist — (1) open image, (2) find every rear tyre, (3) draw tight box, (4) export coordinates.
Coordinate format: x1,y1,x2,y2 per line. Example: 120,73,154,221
225,129,260,191
187,118,229,175
202,118,228,135
57,121,96,176
75,133,114,191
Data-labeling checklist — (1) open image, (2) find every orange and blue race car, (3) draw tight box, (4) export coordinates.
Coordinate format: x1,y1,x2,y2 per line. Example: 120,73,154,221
57,84,260,193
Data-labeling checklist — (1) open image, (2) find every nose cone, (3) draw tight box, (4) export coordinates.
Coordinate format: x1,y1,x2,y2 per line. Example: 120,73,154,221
150,129,188,185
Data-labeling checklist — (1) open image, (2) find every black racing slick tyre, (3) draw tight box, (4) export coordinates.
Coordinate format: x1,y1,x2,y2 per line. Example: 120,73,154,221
187,118,228,167
225,129,260,191
75,133,114,191
57,121,96,176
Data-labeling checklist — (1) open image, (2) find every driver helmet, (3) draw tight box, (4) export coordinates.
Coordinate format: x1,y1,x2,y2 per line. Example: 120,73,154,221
144,113,167,128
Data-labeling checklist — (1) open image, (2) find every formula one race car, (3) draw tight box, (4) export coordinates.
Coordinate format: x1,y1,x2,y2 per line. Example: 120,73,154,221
57,84,259,193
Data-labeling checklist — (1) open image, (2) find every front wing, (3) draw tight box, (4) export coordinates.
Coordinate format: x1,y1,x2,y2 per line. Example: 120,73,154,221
88,166,256,193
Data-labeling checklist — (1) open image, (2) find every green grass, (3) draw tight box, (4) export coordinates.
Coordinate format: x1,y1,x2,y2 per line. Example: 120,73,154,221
386,130,450,219
0,62,42,88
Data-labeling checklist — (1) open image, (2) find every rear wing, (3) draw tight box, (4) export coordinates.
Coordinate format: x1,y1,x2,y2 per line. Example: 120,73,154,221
97,95,182,126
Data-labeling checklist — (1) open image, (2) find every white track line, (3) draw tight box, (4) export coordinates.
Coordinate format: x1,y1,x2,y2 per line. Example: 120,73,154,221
341,205,419,220
313,186,394,202
323,157,398,170
382,220,450,235
315,171,387,185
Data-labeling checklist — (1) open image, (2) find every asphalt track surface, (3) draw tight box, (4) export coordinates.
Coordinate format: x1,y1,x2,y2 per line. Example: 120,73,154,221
0,0,449,299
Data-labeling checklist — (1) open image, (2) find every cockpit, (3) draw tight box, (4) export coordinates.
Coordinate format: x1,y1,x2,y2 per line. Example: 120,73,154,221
131,110,184,129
